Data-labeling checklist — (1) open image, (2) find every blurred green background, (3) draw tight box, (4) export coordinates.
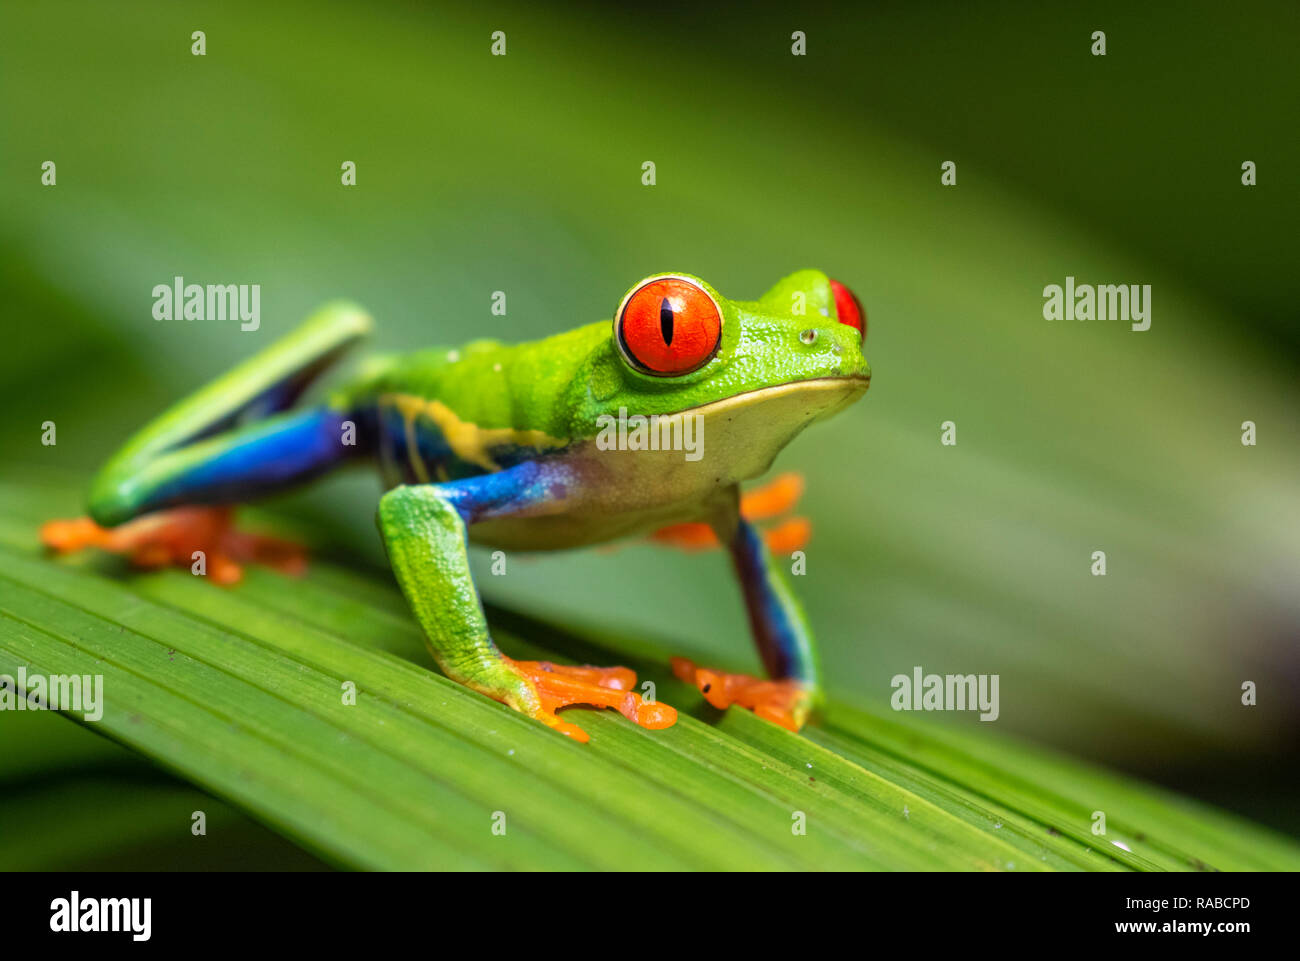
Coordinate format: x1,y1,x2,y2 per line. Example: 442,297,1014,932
1,0,1297,867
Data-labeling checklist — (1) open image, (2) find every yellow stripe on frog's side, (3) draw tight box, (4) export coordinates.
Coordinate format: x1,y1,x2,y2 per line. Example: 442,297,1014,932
384,393,568,475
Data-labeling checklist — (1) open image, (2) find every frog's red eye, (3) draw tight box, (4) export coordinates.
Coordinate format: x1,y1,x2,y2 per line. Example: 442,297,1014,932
829,278,866,341
616,277,722,376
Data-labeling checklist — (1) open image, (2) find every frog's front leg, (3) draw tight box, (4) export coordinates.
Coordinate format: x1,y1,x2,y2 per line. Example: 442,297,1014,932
671,485,821,732
378,464,677,742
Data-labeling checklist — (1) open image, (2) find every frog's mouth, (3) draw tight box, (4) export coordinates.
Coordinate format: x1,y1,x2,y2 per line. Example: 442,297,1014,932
663,374,870,478
577,375,869,484
677,374,870,423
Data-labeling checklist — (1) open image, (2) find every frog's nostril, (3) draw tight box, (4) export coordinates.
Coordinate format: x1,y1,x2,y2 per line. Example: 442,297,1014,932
829,279,866,341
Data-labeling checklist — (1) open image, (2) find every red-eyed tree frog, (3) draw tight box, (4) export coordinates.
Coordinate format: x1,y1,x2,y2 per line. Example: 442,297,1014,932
43,271,870,741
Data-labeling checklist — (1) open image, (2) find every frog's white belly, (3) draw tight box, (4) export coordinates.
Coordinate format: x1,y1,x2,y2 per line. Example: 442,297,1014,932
468,377,867,551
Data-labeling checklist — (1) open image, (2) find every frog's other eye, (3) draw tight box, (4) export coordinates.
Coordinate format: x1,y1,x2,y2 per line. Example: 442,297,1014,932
829,278,867,341
616,276,722,376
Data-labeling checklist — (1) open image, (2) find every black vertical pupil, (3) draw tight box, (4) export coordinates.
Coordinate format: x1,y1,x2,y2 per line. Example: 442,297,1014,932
660,297,674,346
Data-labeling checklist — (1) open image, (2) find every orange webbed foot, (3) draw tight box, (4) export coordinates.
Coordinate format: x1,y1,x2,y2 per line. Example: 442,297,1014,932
505,658,678,743
649,472,812,553
40,507,308,586
670,656,812,732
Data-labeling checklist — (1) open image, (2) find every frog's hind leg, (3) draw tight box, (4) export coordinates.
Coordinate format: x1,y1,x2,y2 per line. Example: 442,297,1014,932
42,407,351,584
42,303,373,584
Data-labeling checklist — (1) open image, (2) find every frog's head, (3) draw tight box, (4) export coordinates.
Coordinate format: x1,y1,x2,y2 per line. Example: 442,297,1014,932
580,270,870,480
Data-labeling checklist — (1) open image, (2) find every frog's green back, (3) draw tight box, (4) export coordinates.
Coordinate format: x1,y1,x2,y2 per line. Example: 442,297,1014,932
335,321,610,440
331,269,870,457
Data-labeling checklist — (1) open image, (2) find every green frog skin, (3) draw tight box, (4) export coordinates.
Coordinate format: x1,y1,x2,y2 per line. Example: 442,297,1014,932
43,270,870,741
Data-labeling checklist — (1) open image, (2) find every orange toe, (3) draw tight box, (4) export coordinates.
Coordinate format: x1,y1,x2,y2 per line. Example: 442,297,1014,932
739,472,805,521
506,659,678,742
762,517,811,553
40,516,111,552
671,656,812,732
649,522,718,551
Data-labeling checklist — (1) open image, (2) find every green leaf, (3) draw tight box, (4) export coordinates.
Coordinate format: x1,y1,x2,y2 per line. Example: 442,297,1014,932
1,470,1296,871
